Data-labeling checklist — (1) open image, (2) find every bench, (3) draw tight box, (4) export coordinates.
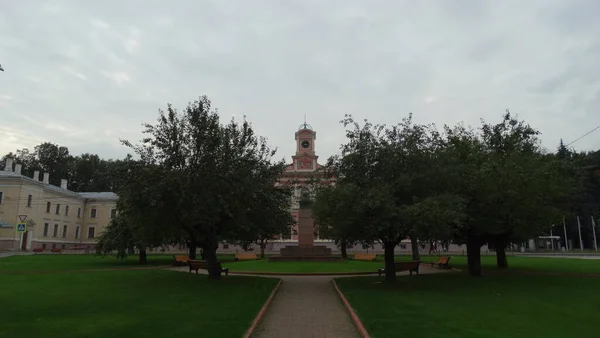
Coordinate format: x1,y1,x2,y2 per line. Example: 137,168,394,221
430,256,451,269
50,248,62,254
234,252,259,261
32,248,44,254
188,260,229,276
173,255,190,266
378,261,420,276
353,253,377,261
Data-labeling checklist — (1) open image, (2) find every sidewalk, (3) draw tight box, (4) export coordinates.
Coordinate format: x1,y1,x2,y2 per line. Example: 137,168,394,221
252,276,359,338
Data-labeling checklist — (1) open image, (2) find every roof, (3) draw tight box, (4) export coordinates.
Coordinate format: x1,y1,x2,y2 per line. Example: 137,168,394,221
0,169,118,200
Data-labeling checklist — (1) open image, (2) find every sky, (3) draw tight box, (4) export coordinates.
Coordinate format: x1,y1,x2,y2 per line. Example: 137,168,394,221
1,0,599,164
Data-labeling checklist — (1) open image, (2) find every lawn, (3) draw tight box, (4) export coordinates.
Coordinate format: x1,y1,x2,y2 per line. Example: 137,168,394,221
0,269,278,338
416,254,600,274
3,253,600,275
0,253,235,272
335,274,600,338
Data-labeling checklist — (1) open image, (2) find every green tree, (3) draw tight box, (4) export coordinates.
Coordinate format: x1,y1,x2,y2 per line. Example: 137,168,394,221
312,182,362,259
123,96,284,278
238,183,295,258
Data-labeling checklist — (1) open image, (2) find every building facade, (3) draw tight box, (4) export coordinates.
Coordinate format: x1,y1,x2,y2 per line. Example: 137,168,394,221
0,158,117,251
275,122,335,240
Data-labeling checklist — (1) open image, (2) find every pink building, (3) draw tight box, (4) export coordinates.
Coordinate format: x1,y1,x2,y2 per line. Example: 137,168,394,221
275,123,335,240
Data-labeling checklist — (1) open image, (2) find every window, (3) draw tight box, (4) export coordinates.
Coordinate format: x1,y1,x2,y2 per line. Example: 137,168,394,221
43,223,49,237
0,191,3,204
77,208,81,218
46,202,51,213
61,244,65,249
223,243,229,249
110,209,117,219
55,204,60,215
90,208,97,218
400,244,407,249
27,194,32,207
42,243,47,249
75,226,80,239
65,206,69,216
62,225,67,238
52,244,56,249
53,224,58,237
88,227,95,239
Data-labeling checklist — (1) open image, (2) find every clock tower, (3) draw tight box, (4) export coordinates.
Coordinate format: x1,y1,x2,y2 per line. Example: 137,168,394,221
292,122,318,171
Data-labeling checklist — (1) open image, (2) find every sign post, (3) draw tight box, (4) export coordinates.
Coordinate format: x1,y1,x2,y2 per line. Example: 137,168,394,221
16,223,26,232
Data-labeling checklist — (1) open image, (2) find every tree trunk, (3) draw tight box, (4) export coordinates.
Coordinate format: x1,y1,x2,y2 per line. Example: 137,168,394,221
494,235,509,268
340,239,348,259
384,241,397,282
138,248,147,265
203,244,221,279
188,240,197,260
466,236,483,277
260,242,266,259
410,235,420,261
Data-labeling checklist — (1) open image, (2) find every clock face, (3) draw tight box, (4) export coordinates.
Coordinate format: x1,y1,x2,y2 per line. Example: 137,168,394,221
301,140,310,149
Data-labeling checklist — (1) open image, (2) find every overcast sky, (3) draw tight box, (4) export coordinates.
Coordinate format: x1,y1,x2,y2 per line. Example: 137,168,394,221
1,0,599,164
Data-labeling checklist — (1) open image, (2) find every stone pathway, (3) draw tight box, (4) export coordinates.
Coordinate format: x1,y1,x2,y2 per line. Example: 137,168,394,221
167,265,451,338
253,276,358,338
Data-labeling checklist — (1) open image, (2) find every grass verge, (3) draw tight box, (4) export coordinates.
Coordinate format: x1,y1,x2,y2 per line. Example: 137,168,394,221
0,269,278,338
335,274,599,338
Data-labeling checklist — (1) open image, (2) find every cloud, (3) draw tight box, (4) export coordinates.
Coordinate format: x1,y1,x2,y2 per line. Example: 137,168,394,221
0,0,599,164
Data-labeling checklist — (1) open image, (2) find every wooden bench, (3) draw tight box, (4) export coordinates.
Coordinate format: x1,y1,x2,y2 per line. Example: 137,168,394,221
430,256,451,269
353,253,377,261
234,252,259,261
378,261,420,276
50,248,62,254
32,248,44,254
173,255,190,266
188,260,229,276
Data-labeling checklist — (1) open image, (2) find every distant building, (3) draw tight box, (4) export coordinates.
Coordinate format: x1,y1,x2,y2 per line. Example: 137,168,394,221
0,157,117,251
275,122,336,240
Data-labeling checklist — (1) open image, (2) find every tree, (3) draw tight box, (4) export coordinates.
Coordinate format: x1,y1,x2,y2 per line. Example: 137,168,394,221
238,183,294,258
33,142,73,186
123,96,284,278
327,115,461,282
442,113,576,275
312,182,362,259
96,160,179,264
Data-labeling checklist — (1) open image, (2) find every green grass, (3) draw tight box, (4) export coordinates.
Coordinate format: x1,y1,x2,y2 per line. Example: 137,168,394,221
0,269,278,338
418,255,600,274
3,253,600,275
0,254,235,272
336,274,600,338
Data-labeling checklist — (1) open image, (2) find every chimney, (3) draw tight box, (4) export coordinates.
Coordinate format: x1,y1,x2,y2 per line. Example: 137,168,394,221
4,157,13,171
14,164,22,175
42,173,49,184
60,179,68,190
33,170,40,181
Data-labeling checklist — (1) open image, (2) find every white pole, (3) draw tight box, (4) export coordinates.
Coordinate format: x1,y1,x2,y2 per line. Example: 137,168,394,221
563,218,569,251
577,216,584,252
591,216,598,252
550,228,554,251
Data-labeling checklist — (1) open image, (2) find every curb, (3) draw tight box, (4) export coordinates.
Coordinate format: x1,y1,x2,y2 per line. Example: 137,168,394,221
243,278,283,338
231,271,378,276
331,279,371,338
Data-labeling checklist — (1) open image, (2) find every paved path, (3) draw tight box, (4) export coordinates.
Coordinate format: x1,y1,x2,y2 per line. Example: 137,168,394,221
0,251,33,258
167,265,451,338
253,276,358,338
